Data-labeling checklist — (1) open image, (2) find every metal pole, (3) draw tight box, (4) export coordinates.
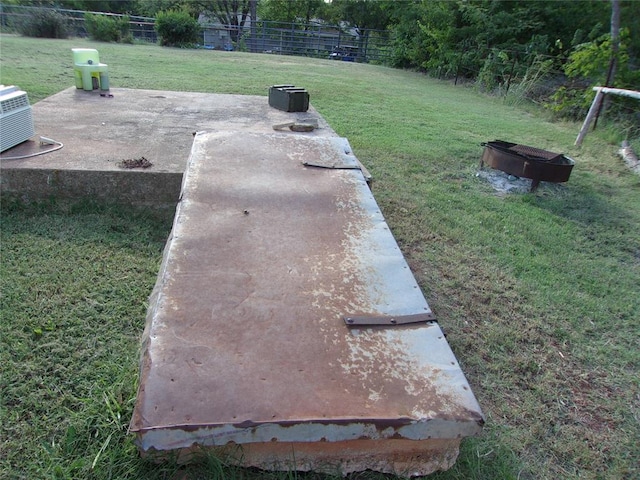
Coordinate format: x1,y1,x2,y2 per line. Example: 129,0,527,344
575,88,605,146
575,87,640,146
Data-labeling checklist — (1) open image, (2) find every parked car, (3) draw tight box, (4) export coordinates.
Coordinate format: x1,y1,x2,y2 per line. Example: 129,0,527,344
328,45,358,62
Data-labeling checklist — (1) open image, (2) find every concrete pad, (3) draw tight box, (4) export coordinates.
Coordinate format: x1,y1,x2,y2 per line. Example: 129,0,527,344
129,131,484,476
0,87,332,206
1,87,484,475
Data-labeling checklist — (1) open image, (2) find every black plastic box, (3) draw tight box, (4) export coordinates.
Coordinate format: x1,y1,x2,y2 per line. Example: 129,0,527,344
268,85,309,112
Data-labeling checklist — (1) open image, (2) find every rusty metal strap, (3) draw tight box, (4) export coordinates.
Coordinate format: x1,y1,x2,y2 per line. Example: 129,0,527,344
303,160,361,170
343,312,436,327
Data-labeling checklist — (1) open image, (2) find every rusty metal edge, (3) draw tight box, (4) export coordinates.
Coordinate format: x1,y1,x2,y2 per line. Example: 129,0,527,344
133,416,485,452
343,313,437,326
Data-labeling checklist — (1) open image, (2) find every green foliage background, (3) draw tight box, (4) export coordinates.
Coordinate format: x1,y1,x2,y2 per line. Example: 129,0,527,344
7,0,639,126
84,12,132,43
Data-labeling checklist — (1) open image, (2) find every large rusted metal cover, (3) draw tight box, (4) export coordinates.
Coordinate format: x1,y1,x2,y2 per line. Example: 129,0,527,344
130,131,484,476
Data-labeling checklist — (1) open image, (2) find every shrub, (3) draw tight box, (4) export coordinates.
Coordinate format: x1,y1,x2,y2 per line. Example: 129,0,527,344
548,30,640,121
85,13,131,43
18,8,69,39
476,50,513,92
155,9,200,47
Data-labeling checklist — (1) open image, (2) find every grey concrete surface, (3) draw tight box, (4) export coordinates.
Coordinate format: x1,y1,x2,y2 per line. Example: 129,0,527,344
1,87,333,205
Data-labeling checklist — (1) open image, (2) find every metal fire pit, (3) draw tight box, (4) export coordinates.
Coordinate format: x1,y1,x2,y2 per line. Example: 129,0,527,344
480,140,575,191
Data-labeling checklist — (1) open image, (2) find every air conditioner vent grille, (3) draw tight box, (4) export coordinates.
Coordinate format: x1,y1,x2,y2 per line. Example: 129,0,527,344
0,85,35,152
0,94,30,114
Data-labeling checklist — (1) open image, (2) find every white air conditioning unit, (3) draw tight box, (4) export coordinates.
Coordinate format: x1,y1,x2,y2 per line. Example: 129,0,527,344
0,85,35,152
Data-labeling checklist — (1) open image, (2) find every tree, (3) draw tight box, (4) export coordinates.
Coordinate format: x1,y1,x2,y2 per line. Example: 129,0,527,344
327,0,393,61
620,0,639,62
56,1,137,14
202,0,253,44
608,0,621,88
594,0,622,126
136,0,200,17
331,0,392,34
249,0,257,51
385,0,612,82
258,0,324,25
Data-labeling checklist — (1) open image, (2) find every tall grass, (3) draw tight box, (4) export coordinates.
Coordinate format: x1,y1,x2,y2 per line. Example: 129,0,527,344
1,34,639,479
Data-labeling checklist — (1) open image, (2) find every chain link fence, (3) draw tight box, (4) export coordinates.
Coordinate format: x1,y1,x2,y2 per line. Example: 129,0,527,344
0,5,393,64
0,4,157,42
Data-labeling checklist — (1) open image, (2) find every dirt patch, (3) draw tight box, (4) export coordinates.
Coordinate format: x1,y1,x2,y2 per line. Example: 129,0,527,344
118,157,153,169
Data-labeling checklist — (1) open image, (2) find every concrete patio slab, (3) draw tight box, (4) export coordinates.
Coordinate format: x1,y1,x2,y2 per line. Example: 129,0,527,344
2,87,484,476
1,87,332,206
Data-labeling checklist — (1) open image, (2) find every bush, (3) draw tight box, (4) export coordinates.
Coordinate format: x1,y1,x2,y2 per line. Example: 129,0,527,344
548,30,640,122
476,50,514,92
84,13,132,43
18,8,69,39
155,9,200,47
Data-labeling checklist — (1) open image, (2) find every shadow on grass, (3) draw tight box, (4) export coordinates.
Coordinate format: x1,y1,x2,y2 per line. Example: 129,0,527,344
125,437,520,480
429,437,520,480
1,197,523,480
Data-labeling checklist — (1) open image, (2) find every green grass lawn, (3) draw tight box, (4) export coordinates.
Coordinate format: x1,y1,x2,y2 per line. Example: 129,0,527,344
1,34,639,480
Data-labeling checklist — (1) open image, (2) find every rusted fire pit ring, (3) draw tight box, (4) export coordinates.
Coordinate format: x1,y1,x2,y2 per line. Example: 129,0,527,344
480,140,575,192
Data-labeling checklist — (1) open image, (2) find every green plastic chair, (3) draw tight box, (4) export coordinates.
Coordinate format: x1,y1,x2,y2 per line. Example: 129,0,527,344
72,48,109,91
